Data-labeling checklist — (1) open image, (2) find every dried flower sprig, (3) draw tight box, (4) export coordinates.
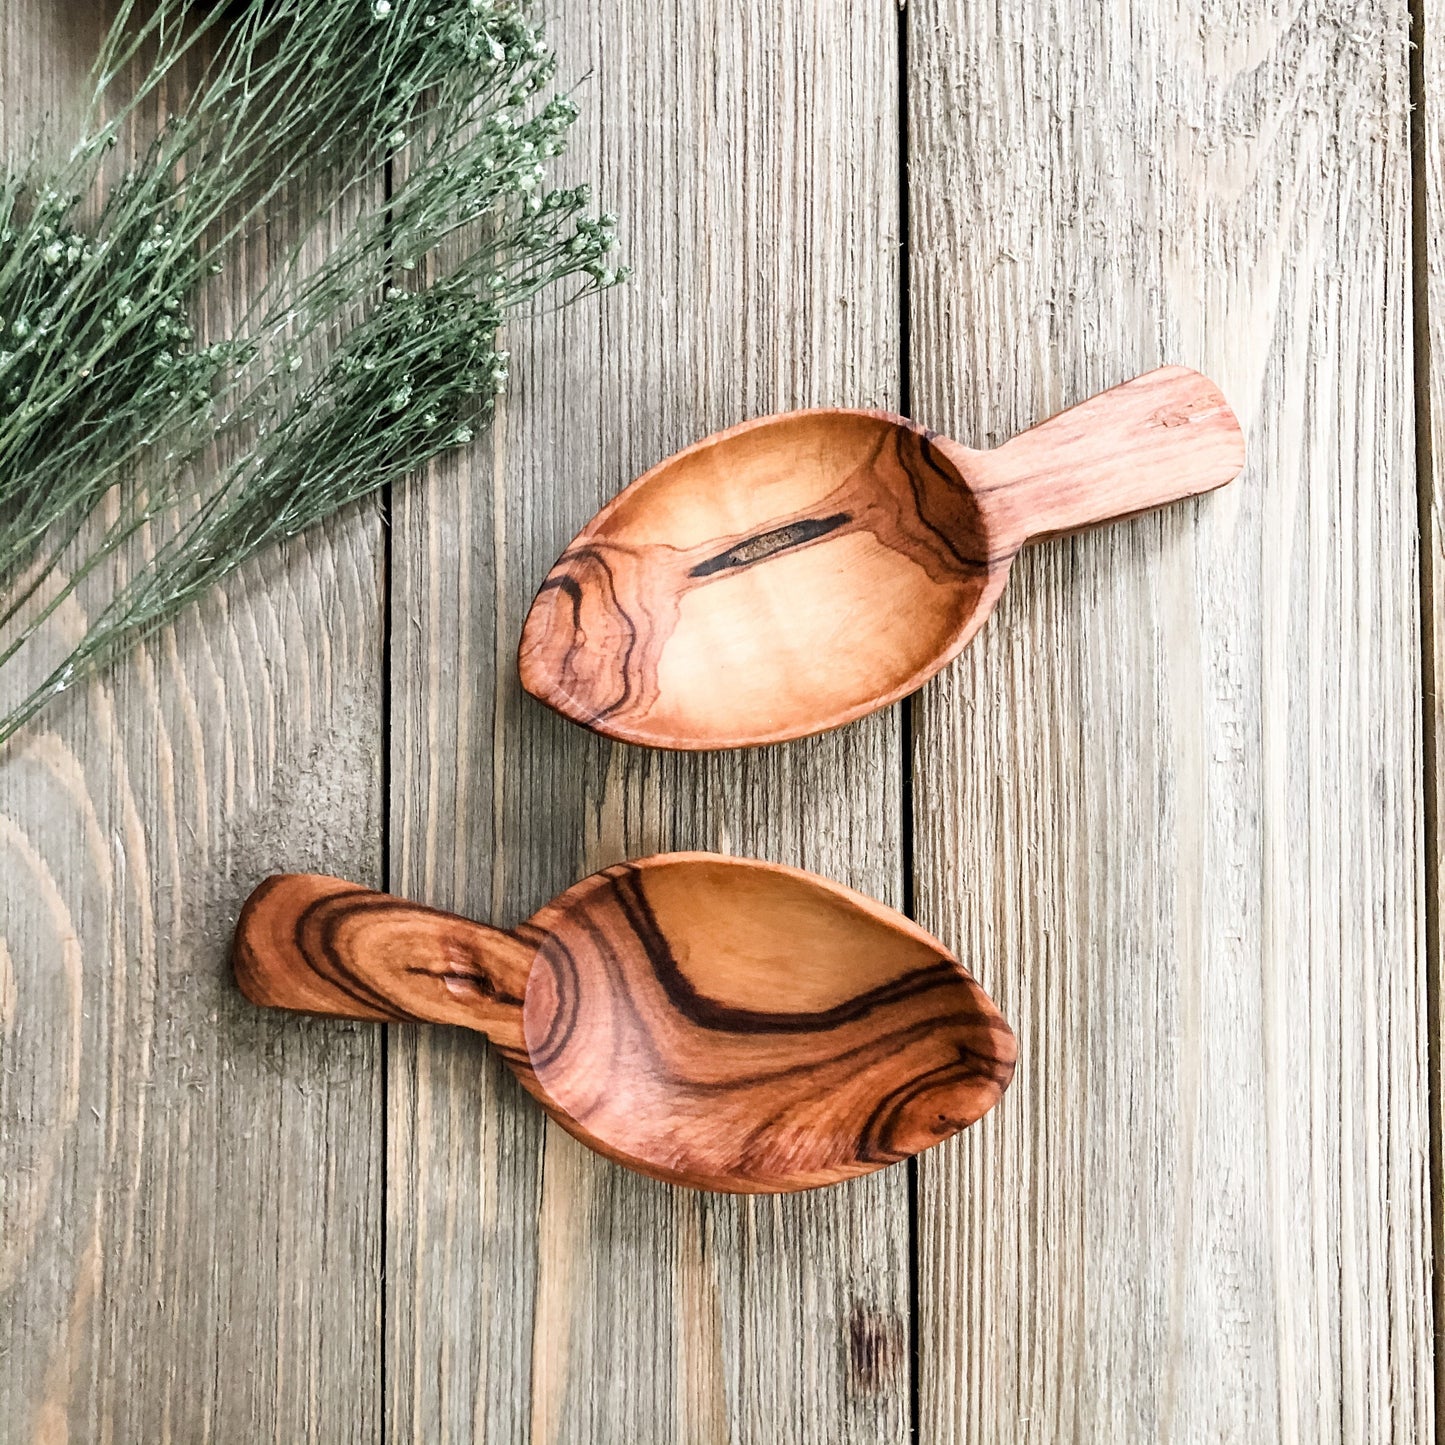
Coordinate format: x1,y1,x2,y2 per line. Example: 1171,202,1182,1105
1,0,427,573
0,0,625,743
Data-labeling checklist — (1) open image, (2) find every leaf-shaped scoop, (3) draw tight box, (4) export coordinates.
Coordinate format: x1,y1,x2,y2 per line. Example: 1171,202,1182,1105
519,367,1244,749
235,852,1016,1192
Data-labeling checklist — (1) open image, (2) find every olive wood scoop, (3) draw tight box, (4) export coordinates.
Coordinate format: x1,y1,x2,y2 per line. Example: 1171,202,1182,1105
234,852,1016,1193
520,366,1245,749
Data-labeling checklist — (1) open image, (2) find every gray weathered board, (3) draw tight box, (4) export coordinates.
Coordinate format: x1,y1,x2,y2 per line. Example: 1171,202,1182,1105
0,6,386,1441
0,1,1435,1441
910,0,1432,1441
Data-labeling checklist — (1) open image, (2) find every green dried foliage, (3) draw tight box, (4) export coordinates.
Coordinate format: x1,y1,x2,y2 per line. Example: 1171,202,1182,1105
0,0,625,743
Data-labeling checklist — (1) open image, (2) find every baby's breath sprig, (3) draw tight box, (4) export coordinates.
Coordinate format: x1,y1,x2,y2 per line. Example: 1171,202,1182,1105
0,0,557,591
0,0,626,744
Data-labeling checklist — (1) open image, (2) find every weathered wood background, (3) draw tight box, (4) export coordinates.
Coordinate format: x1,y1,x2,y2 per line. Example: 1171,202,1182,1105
0,1,1435,1440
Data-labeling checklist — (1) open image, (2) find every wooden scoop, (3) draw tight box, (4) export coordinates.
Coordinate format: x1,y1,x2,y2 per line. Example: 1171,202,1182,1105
234,852,1016,1193
520,366,1245,749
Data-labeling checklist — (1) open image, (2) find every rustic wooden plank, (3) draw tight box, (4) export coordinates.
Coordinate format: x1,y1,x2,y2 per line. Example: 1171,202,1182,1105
1422,0,1445,1411
385,2,907,1440
909,1,1432,1440
0,9,384,1439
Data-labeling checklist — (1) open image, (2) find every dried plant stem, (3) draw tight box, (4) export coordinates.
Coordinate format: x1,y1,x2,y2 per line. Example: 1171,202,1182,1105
0,0,624,745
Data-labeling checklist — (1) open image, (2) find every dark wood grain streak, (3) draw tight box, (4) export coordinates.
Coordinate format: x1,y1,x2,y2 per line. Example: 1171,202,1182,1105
689,512,854,579
607,866,964,1036
519,368,1244,750
233,853,1017,1195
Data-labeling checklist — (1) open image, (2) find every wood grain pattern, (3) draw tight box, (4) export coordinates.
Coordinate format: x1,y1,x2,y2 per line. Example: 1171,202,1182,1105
4,2,1436,1440
1425,0,1445,1415
234,873,533,1053
236,857,1015,1192
0,7,384,1440
910,1,1432,1441
520,366,1243,749
386,0,911,1438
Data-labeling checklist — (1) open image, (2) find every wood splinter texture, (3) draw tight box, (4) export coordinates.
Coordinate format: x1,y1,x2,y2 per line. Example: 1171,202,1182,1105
519,365,1246,749
234,853,1017,1192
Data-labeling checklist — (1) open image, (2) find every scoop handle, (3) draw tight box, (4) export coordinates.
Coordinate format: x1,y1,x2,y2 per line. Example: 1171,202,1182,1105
968,366,1245,551
233,874,533,1057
